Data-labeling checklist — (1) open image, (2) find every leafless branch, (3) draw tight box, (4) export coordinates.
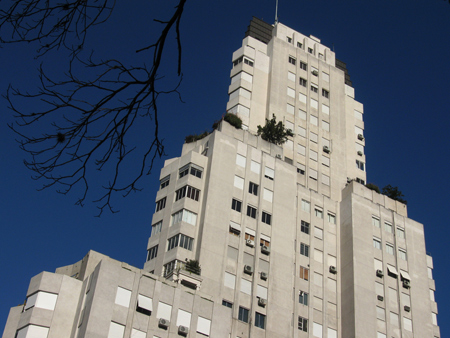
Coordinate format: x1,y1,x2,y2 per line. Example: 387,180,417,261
0,0,115,57
6,0,187,215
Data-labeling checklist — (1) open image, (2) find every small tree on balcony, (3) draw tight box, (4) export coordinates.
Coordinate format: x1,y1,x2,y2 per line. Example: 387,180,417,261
257,114,294,145
184,259,201,275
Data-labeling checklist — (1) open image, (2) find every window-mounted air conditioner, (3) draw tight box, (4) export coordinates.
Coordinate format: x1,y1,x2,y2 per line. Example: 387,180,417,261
312,70,319,76
258,298,267,307
329,266,337,274
404,305,411,312
261,245,271,255
260,272,268,280
403,280,410,289
244,265,253,275
276,154,282,159
376,269,384,278
377,295,384,301
357,151,363,156
357,133,364,140
323,146,330,154
246,239,255,247
158,318,169,329
178,325,189,336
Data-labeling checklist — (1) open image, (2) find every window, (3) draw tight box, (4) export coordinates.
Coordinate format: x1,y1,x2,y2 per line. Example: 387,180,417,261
197,317,211,336
299,77,307,87
254,312,266,329
309,168,318,181
313,323,322,338
301,200,310,212
249,182,258,195
399,249,407,260
287,103,295,115
260,235,270,247
297,164,305,175
163,260,179,277
373,238,381,250
136,294,153,316
236,154,246,168
167,234,193,251
179,163,203,179
245,232,255,241
300,266,309,280
264,167,274,180
244,58,254,67
297,144,306,155
385,222,393,234
311,84,318,93
247,205,257,219
403,317,412,331
231,71,253,84
297,42,303,48
322,89,329,98
286,36,292,43
310,115,318,125
372,217,380,228
115,287,131,307
288,71,296,82
229,221,241,236
300,243,309,257
308,47,313,54
160,175,170,189
147,245,158,261
233,56,253,67
261,212,272,225
234,175,244,190
238,307,249,323
299,93,307,104
231,198,242,212
319,53,324,59
356,160,365,170
155,197,166,212
397,227,405,239
263,188,273,202
314,227,323,240
288,56,296,65
298,316,308,332
251,160,260,174
151,221,162,236
328,213,336,224
299,291,309,305
310,150,318,162
175,185,200,201
311,66,318,75
301,220,310,234
322,120,330,132
222,300,233,308
386,243,394,255
24,291,58,311
300,61,307,70
172,209,197,226
224,272,236,289
315,208,323,219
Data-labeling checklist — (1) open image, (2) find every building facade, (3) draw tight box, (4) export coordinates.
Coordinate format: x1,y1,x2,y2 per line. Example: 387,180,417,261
2,18,440,338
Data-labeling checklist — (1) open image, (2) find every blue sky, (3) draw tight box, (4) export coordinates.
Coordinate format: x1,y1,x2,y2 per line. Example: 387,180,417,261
1,0,449,334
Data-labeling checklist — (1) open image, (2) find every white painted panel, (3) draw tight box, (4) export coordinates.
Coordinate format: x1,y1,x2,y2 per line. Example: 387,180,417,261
322,72,330,82
131,329,146,338
156,302,172,320
327,328,337,338
108,322,125,338
322,174,330,186
240,278,252,295
298,126,306,137
251,161,260,174
176,309,192,328
257,285,268,299
260,234,270,242
287,87,295,98
236,154,246,168
287,104,294,115
224,272,236,289
137,294,153,312
314,249,323,263
310,115,318,126
299,93,307,104
322,104,329,114
310,98,318,109
25,293,38,310
245,228,256,236
115,287,131,308
197,317,211,336
313,322,323,338
263,188,273,202
234,176,244,190
288,72,296,82
354,110,363,120
297,144,306,155
264,167,274,179
36,292,58,311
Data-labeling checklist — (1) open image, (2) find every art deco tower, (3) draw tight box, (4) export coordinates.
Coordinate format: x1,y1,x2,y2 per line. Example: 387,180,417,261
3,18,440,338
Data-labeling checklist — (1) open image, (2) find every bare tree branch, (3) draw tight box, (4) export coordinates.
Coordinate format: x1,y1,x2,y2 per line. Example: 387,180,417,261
6,0,187,215
0,0,116,57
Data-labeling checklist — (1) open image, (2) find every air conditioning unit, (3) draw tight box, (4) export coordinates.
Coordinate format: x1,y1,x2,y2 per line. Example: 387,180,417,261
376,269,384,278
258,298,267,307
276,154,282,159
357,133,364,140
347,177,352,183
329,266,337,274
377,295,384,301
246,239,255,247
357,150,363,156
403,280,410,289
323,146,330,154
404,305,411,312
158,318,169,329
178,325,189,336
260,272,268,280
244,265,253,275
312,70,319,76
261,245,271,255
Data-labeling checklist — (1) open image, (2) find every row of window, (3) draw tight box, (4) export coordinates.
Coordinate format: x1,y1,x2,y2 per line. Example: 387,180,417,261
159,164,203,190
155,184,201,212
231,198,272,225
373,238,407,260
150,209,197,239
286,37,325,60
233,55,254,67
373,216,405,239
301,200,336,223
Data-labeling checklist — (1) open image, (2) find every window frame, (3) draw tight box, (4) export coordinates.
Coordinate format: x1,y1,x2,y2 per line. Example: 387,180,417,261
231,198,242,212
255,312,266,329
301,220,310,235
300,243,309,257
300,266,309,281
247,205,257,219
298,316,308,332
300,61,307,70
299,291,309,305
261,211,272,225
249,182,258,196
238,306,249,323
288,56,296,65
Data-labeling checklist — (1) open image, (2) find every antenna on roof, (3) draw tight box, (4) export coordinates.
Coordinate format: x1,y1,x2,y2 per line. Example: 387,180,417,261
275,0,279,24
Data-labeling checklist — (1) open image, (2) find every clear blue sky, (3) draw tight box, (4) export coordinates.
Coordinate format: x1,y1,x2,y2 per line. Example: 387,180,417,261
1,0,449,334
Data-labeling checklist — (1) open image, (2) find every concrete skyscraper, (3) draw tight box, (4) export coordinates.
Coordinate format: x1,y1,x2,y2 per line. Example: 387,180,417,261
2,18,440,338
